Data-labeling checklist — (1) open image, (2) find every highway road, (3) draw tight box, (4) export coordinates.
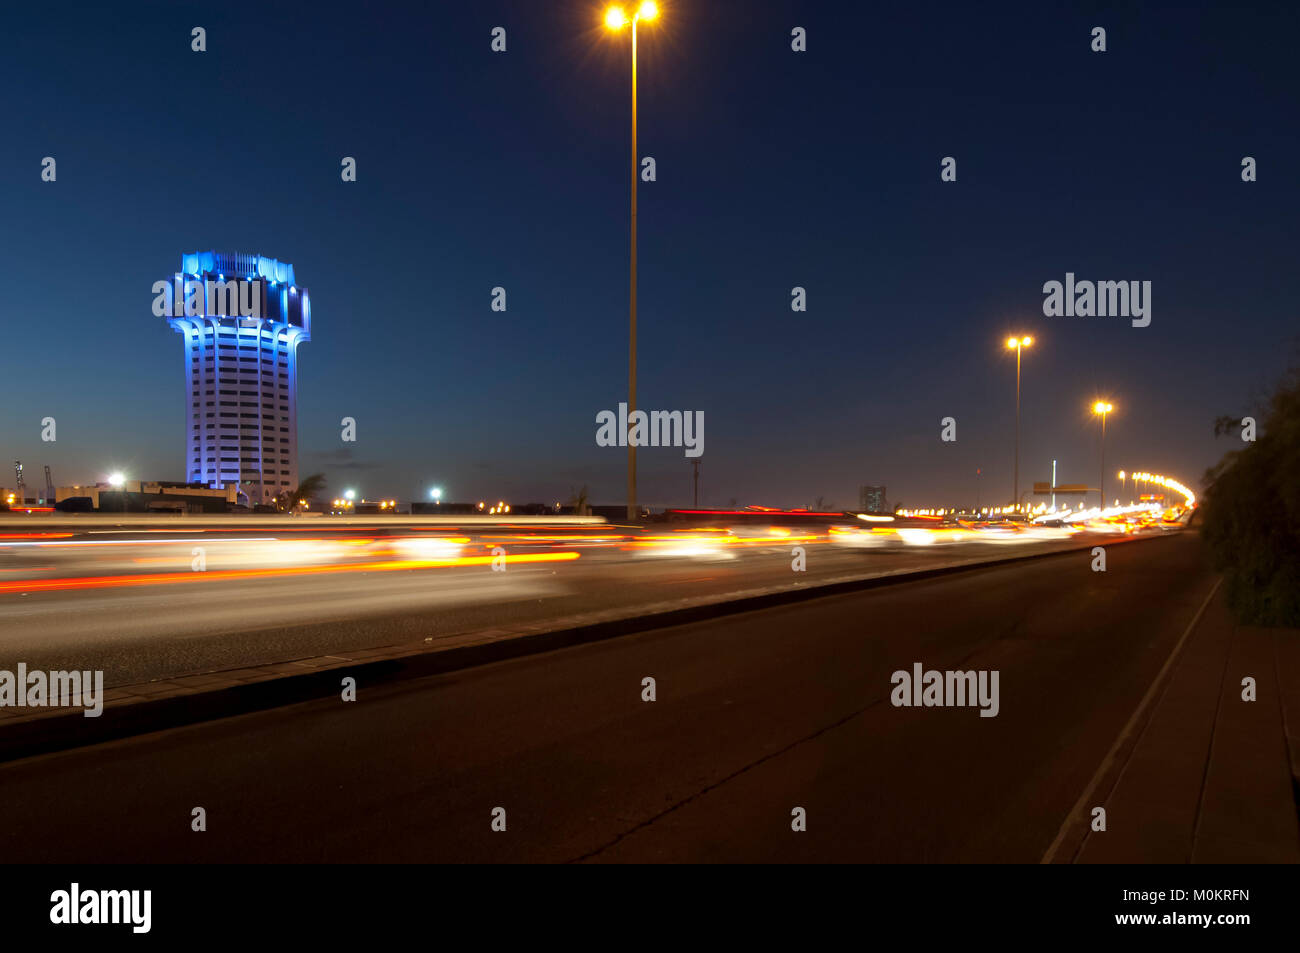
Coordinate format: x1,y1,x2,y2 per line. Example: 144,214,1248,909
0,531,1213,862
0,516,1144,687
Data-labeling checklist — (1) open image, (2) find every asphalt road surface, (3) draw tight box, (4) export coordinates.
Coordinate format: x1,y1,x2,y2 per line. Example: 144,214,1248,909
0,519,1131,686
0,531,1213,862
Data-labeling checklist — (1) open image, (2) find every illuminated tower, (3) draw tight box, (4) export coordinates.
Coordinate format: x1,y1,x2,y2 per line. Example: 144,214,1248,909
162,251,311,505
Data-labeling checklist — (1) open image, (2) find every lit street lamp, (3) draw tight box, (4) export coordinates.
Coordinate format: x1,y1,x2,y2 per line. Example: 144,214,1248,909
605,2,660,522
1005,335,1033,510
108,471,126,513
1118,469,1126,504
1092,401,1114,508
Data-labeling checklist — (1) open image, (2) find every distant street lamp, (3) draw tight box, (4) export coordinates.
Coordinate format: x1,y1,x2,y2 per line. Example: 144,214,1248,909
429,487,442,503
1006,335,1033,510
108,471,126,513
1118,469,1126,503
1092,401,1114,508
605,2,660,522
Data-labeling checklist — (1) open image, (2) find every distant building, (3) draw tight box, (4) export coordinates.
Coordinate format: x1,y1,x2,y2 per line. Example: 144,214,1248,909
162,250,311,506
353,500,405,515
56,481,237,513
860,484,887,513
410,501,480,515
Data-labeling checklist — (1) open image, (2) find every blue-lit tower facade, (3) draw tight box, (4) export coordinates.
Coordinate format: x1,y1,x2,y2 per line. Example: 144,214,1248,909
164,251,311,506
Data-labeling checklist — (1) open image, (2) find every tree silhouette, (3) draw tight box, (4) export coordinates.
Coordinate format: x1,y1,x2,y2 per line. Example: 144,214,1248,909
1202,364,1300,625
567,484,590,516
275,473,327,513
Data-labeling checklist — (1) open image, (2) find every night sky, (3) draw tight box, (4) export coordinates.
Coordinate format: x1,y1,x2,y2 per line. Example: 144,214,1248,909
2,0,1296,509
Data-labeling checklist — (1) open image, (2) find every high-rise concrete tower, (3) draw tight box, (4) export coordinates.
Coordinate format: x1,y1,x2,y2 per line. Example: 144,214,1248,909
161,251,311,506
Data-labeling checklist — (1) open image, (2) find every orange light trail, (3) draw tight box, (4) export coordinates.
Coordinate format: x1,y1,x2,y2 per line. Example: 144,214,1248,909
0,552,581,594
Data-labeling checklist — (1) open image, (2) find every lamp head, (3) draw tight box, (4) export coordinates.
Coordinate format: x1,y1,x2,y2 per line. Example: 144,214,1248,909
607,2,658,29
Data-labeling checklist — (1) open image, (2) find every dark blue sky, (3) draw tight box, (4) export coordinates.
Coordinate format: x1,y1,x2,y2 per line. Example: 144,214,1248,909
2,0,1296,509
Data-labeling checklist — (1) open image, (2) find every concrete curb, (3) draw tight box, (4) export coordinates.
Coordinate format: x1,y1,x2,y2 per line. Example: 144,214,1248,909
0,532,1178,764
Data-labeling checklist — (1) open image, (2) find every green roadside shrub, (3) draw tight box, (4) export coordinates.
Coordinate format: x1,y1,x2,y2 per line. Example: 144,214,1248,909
1201,366,1300,626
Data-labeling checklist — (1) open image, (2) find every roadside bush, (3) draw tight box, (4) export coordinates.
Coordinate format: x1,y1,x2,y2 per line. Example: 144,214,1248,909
1201,365,1300,626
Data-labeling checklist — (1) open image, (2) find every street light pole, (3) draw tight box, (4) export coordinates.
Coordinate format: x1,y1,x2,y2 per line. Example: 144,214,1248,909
606,3,658,522
1092,401,1113,509
1014,344,1021,507
1006,336,1032,511
627,14,638,524
1100,412,1106,507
